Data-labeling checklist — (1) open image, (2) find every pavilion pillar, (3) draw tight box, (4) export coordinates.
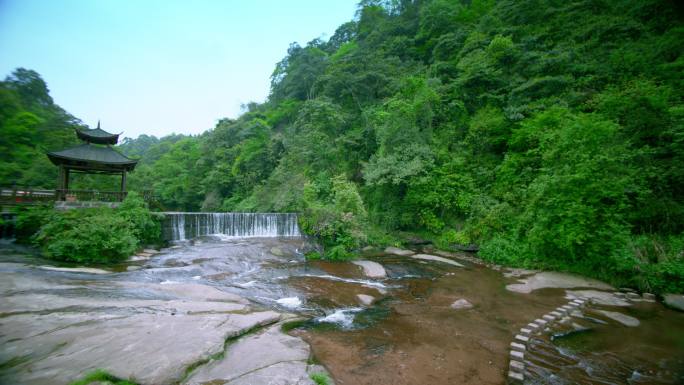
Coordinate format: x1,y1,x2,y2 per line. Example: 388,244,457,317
120,171,127,201
64,168,70,191
57,165,67,200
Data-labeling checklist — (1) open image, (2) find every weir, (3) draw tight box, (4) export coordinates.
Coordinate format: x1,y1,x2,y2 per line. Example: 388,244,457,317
161,212,301,241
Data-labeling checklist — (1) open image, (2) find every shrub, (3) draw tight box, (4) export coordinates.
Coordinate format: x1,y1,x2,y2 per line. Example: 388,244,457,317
309,372,331,385
299,176,368,260
30,193,161,264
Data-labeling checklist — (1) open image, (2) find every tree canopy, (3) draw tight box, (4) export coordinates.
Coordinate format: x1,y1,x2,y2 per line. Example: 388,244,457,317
3,0,683,293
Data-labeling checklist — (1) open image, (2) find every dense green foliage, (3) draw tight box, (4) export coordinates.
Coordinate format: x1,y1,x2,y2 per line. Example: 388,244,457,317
20,192,161,264
3,0,683,292
0,69,83,188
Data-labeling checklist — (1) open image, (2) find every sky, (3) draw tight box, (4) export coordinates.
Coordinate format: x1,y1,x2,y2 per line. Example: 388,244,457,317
0,0,359,139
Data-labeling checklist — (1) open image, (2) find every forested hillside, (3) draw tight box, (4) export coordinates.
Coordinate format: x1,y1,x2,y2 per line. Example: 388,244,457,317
2,0,683,293
0,69,84,187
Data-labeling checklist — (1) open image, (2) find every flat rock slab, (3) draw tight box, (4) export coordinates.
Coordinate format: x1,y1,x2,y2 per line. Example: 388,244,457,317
384,247,415,256
411,254,464,267
185,324,313,385
152,282,250,303
664,294,684,312
506,272,613,294
0,269,286,385
566,290,630,307
38,265,112,274
352,260,387,278
2,309,280,385
594,310,640,327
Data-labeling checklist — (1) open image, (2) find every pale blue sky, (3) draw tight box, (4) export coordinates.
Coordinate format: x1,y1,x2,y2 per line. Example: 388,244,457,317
0,0,358,138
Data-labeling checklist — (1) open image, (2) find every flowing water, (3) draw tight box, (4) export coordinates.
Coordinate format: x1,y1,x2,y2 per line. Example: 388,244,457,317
161,212,300,241
1,233,683,384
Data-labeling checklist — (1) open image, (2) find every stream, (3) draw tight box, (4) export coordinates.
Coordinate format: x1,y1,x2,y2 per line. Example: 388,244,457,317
1,235,683,384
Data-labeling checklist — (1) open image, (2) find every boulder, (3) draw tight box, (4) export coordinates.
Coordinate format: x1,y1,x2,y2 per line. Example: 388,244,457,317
506,272,613,294
352,260,387,278
38,266,111,275
357,294,375,306
411,254,464,267
384,247,415,256
663,294,684,312
450,299,474,310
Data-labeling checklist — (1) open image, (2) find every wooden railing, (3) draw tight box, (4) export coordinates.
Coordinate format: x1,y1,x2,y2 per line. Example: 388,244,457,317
55,189,127,202
0,186,57,205
0,186,156,205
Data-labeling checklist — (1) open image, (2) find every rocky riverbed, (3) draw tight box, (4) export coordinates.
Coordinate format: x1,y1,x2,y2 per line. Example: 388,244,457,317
1,237,683,385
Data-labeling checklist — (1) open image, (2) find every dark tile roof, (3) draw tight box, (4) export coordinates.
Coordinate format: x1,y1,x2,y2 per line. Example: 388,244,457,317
47,144,138,170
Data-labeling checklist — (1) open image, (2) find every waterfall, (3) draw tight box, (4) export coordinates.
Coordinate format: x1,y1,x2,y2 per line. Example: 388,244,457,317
162,212,301,241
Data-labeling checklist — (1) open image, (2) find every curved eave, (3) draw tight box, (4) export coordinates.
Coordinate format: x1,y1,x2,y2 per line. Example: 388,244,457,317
47,152,138,171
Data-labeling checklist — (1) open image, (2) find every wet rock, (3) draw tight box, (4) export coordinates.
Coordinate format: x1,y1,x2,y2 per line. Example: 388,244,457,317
184,324,314,385
594,310,640,327
663,294,684,312
450,298,473,310
2,309,280,385
126,265,142,271
411,254,464,267
450,244,479,252
384,247,415,256
503,268,539,278
566,290,630,306
153,282,249,304
506,272,613,294
405,235,431,246
270,247,285,257
643,293,656,302
352,260,387,278
357,294,375,306
38,266,111,275
143,248,159,254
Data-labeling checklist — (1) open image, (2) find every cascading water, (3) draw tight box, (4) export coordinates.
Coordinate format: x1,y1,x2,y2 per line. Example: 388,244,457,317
163,212,301,241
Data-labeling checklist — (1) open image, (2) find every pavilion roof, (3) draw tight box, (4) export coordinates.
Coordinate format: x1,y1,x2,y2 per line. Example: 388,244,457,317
47,144,138,171
76,121,120,145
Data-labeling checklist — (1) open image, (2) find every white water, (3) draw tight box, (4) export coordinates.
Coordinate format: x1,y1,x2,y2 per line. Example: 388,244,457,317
316,307,365,328
163,212,301,241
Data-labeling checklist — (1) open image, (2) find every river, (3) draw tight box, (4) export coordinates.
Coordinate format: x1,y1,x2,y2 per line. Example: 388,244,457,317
1,235,683,384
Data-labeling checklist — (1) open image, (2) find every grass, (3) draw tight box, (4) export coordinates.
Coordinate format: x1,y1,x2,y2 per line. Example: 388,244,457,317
310,372,332,385
68,369,139,385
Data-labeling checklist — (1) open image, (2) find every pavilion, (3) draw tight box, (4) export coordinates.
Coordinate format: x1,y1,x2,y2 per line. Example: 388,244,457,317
47,122,138,202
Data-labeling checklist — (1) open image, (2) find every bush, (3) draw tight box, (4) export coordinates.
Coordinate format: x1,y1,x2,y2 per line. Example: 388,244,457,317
29,193,161,264
298,176,368,260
